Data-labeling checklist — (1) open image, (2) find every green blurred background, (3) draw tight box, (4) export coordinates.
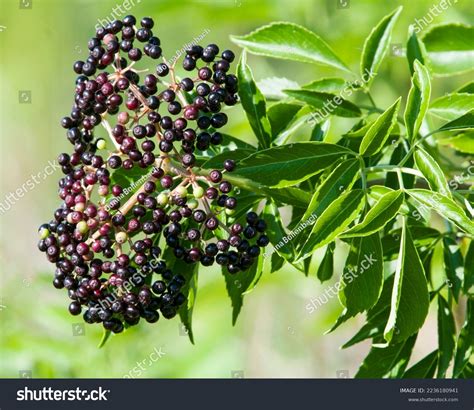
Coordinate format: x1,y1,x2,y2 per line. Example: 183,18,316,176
0,0,472,378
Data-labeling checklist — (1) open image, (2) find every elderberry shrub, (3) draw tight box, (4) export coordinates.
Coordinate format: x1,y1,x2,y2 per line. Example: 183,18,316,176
38,16,268,335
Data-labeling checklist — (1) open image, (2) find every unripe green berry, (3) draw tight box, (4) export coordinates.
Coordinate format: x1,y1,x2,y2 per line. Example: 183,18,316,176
157,192,169,205
77,220,89,234
115,232,128,244
96,138,107,150
39,227,50,239
225,208,235,216
187,199,199,210
193,186,204,199
174,186,188,198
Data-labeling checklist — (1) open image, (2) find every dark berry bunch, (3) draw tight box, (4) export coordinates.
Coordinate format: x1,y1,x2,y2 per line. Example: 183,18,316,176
38,16,268,335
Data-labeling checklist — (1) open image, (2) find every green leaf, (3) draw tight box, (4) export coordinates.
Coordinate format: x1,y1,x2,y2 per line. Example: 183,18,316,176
341,275,394,347
430,93,474,121
237,51,272,149
356,334,417,378
257,77,299,100
437,110,474,132
360,6,403,88
360,98,401,156
201,148,255,170
414,147,451,198
341,190,404,238
317,243,335,283
263,201,296,262
464,241,474,295
406,25,426,75
267,102,303,139
302,77,346,93
234,142,355,188
284,89,362,118
453,298,474,377
298,158,360,240
422,23,474,76
442,237,464,301
404,60,431,141
164,249,199,343
223,255,264,325
406,189,474,235
297,190,365,261
437,132,474,154
437,295,456,378
222,134,257,150
403,350,438,378
456,81,474,94
98,329,112,348
231,22,351,72
340,233,384,315
384,222,430,344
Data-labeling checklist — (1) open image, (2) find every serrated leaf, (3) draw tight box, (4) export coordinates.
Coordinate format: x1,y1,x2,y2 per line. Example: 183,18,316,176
237,51,272,149
464,241,474,295
317,243,335,283
223,255,264,325
437,295,456,378
403,350,438,378
414,147,451,198
384,222,430,344
234,142,355,188
453,298,474,377
456,81,474,94
164,249,199,343
437,132,474,154
302,77,346,93
430,93,474,121
301,158,361,222
341,275,394,347
407,189,474,235
406,25,426,75
263,201,296,262
231,22,351,72
442,237,464,301
437,110,474,132
422,23,474,76
356,334,417,378
341,190,404,238
257,77,299,100
267,102,302,139
360,98,401,156
297,190,365,261
270,252,285,273
98,329,112,348
360,6,403,88
340,233,384,315
284,89,362,118
404,60,431,141
201,148,255,170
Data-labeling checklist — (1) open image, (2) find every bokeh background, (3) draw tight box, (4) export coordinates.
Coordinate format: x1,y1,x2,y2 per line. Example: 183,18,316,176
0,0,472,378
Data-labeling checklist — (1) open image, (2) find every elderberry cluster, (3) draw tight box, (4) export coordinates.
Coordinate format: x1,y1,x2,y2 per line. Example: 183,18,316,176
38,16,268,334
